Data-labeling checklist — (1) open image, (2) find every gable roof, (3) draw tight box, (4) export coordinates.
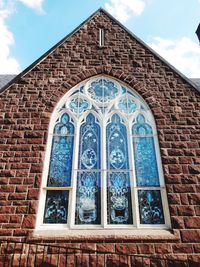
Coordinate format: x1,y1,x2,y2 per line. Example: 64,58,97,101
0,8,199,93
0,75,16,90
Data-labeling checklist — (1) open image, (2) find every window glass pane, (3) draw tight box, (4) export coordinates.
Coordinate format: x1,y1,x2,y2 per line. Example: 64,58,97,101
43,190,69,224
47,113,74,187
75,171,101,224
107,171,133,224
68,97,90,114
118,98,137,114
47,136,74,187
75,113,101,224
132,115,159,186
78,114,100,170
138,190,164,224
106,114,133,224
87,78,119,104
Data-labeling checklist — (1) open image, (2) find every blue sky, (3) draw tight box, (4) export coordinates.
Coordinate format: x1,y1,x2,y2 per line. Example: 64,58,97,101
0,0,200,77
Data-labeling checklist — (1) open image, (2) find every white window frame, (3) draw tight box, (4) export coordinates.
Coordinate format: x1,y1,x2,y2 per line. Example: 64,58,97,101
36,75,171,231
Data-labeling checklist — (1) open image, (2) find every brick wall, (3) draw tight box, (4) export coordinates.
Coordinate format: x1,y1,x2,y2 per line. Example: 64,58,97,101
0,10,200,262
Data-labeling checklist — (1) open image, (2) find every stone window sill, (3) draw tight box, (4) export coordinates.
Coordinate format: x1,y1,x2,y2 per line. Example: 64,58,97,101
30,229,180,242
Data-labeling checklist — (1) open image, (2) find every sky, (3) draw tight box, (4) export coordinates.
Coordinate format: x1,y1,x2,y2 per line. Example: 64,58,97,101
0,0,200,77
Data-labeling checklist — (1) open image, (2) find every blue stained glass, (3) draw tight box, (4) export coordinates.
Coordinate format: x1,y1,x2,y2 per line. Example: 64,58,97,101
118,98,137,114
132,115,159,186
87,79,118,103
43,190,69,224
106,114,132,224
79,114,100,170
48,136,74,187
76,113,101,224
106,114,128,170
75,172,100,224
54,113,74,135
107,172,133,224
69,97,89,113
48,113,74,187
138,190,164,224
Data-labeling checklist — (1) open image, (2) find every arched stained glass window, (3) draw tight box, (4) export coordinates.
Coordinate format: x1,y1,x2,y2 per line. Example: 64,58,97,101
38,75,170,229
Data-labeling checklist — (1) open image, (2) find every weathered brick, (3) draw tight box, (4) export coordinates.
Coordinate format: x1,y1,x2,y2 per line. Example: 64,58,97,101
22,215,36,229
184,217,200,229
137,244,154,254
115,244,137,254
27,188,39,200
154,244,172,254
177,206,195,216
172,244,193,254
96,244,115,253
181,230,200,242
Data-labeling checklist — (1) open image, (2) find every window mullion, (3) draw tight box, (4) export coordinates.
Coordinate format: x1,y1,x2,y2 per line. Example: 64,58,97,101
69,121,80,228
127,118,139,228
101,118,107,228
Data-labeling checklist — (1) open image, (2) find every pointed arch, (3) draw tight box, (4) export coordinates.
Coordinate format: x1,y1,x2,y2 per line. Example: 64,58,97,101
36,75,171,230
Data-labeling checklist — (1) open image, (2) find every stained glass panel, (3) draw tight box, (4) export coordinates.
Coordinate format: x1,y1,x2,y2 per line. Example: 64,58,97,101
106,114,132,224
87,79,119,104
106,114,129,170
78,114,100,170
47,136,74,187
54,113,74,135
43,191,69,224
48,113,74,187
107,172,133,224
138,190,164,224
118,98,137,114
76,114,101,224
75,171,101,224
132,115,159,186
69,97,89,114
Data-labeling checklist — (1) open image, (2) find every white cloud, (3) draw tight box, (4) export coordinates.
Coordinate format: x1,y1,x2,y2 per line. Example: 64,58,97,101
105,0,146,23
0,0,45,74
18,0,44,13
148,36,200,78
0,0,20,74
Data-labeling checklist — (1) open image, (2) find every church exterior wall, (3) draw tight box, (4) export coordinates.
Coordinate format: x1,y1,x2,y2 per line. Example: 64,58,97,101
0,9,200,265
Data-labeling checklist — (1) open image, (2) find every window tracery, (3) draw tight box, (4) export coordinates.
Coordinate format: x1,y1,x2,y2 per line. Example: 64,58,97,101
38,75,170,229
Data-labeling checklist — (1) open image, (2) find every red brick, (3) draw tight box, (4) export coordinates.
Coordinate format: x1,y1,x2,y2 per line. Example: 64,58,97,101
30,164,43,173
10,215,22,223
0,229,12,236
96,244,115,253
154,244,171,254
188,193,200,205
22,215,36,228
0,215,9,223
8,193,26,200
29,201,38,214
174,184,195,193
137,244,154,254
27,188,39,200
172,244,193,253
115,244,137,254
181,230,200,242
0,206,15,214
167,193,180,204
177,206,195,216
193,244,200,253
184,217,200,229
168,165,182,174
195,206,200,216
171,216,184,229
16,206,28,214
